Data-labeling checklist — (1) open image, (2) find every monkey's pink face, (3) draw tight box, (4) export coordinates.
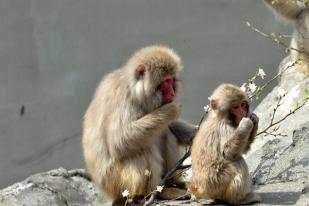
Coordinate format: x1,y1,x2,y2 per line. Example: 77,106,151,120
231,100,248,119
159,75,176,104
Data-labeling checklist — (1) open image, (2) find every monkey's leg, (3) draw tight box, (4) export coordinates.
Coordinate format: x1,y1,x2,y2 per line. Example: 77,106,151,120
223,159,252,204
158,187,190,200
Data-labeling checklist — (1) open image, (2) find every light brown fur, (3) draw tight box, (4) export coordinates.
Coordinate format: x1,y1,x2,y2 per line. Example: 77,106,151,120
82,45,196,201
264,0,309,76
189,84,260,205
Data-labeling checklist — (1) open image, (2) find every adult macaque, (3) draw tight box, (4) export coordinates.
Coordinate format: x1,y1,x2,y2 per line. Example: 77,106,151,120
82,45,196,202
263,0,309,76
189,84,260,205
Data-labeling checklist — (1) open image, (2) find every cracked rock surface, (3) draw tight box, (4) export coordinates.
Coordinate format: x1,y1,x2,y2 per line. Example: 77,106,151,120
0,168,108,206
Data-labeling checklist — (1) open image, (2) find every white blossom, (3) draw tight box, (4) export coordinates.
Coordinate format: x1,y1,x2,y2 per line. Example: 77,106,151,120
248,83,257,93
203,105,210,112
257,68,266,79
277,87,286,98
144,169,151,177
274,153,280,158
122,189,130,197
240,83,247,92
156,186,164,193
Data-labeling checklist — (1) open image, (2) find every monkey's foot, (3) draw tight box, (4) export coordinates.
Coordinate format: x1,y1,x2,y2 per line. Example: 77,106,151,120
158,187,190,200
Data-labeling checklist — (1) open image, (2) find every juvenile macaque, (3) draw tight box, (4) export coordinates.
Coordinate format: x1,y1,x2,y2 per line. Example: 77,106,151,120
82,45,196,202
189,84,260,205
263,0,309,76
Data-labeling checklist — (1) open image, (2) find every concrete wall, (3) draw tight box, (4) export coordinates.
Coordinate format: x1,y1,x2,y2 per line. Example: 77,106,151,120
0,0,291,188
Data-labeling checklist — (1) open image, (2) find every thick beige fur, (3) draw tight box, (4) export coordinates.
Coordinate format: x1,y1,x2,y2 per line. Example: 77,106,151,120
82,45,196,201
189,84,260,205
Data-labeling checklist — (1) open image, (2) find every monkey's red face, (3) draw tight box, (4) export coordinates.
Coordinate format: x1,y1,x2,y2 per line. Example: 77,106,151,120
231,100,248,119
159,75,176,104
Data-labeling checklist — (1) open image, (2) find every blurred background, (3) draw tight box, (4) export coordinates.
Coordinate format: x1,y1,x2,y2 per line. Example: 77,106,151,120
0,0,292,188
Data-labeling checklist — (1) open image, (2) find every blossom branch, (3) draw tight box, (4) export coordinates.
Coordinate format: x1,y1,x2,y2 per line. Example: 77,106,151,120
256,95,309,137
249,60,298,99
246,21,308,55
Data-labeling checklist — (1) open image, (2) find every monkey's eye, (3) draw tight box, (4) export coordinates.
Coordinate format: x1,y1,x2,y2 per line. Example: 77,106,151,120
241,102,247,108
156,84,161,91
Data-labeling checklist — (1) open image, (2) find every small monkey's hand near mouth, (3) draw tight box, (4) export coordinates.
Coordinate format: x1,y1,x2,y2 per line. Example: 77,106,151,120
238,117,254,134
249,113,259,126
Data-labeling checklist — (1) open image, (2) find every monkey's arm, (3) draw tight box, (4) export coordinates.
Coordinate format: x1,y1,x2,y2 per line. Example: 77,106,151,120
110,103,180,159
263,0,302,20
169,119,198,145
244,113,259,153
221,118,253,161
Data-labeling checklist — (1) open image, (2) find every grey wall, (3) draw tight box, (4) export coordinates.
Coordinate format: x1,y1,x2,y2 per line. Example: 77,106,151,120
0,0,291,188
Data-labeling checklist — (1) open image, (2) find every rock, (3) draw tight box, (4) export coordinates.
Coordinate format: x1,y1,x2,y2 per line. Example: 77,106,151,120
0,168,110,206
161,180,309,206
251,127,309,185
2,168,308,206
278,56,309,91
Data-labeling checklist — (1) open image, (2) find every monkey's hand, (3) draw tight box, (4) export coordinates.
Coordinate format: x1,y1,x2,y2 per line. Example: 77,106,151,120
238,117,253,136
248,112,259,142
249,113,259,127
158,102,181,122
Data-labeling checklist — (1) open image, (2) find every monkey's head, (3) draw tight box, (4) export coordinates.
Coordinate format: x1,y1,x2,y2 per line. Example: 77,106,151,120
209,84,249,125
127,45,182,110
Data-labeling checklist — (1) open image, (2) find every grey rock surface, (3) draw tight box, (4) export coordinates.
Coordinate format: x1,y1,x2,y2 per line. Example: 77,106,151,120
0,168,108,206
1,168,309,206
164,181,309,206
251,127,309,185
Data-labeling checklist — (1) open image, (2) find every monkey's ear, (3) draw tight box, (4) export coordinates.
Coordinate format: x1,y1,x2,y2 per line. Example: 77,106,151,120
210,99,217,111
135,65,145,80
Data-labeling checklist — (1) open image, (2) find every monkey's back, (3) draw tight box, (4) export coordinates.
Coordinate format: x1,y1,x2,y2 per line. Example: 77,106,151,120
82,68,133,195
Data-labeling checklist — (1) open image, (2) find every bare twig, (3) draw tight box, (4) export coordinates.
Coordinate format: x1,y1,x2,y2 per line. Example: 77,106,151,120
198,110,209,129
262,131,288,138
154,194,194,204
256,96,309,137
270,96,283,125
246,22,308,55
